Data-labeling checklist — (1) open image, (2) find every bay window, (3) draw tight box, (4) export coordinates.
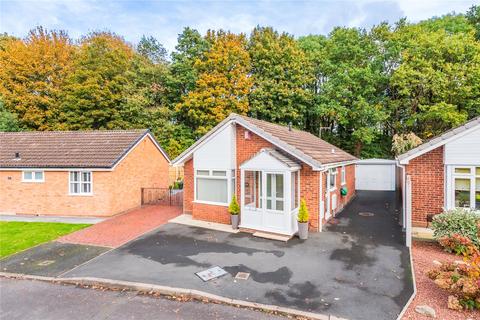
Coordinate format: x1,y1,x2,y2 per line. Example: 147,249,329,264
69,171,92,195
195,169,235,205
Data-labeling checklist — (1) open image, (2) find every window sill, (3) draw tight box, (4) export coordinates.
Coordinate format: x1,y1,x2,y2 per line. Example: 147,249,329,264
341,182,346,186
193,200,228,207
329,187,337,192
68,193,94,197
21,180,44,183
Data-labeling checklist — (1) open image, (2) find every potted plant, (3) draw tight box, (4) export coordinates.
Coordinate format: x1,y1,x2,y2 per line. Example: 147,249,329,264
297,199,309,240
229,195,240,229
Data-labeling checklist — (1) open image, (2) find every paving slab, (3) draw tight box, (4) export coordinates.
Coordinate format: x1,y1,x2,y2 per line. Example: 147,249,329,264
64,191,413,320
0,242,109,277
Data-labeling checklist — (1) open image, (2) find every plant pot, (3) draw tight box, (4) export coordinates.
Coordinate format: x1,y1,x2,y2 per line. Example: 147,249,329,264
298,221,309,240
231,214,239,229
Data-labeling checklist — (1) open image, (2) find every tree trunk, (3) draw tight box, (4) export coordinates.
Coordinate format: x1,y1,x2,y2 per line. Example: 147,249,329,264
354,141,363,157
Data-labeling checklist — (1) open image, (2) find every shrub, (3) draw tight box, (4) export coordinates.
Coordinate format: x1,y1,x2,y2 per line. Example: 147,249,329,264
298,199,309,223
228,195,240,215
431,209,480,248
428,252,480,310
438,234,478,257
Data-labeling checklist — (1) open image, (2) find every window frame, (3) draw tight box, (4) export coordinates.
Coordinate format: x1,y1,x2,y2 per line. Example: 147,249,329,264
451,166,480,210
68,170,93,196
194,168,234,206
341,166,346,186
22,170,44,183
329,168,337,191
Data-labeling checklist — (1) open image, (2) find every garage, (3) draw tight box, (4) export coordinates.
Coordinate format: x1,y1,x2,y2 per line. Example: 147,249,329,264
355,159,396,191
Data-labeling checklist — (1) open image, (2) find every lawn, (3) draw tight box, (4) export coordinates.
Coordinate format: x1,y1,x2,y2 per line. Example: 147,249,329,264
0,221,91,258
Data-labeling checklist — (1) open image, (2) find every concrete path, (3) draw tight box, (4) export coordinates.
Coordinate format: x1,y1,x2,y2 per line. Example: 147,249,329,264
64,191,413,320
0,214,104,224
0,277,284,320
59,205,182,248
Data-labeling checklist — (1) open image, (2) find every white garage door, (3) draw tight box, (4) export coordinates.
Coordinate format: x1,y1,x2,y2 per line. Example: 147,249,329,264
355,159,396,191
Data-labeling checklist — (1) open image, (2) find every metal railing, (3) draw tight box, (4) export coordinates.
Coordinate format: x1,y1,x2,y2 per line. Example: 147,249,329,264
141,188,183,206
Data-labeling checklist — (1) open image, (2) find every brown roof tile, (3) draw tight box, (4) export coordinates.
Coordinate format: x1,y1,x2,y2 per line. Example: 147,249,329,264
238,115,357,165
0,129,152,168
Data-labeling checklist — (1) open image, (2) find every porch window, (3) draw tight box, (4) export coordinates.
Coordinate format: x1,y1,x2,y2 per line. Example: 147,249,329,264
244,170,262,209
452,166,480,209
195,169,228,204
291,171,299,210
329,168,337,190
266,173,284,211
69,171,92,195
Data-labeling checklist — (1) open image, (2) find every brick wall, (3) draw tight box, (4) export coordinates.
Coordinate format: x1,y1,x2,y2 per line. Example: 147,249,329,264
183,159,194,214
406,146,445,227
0,136,170,217
300,165,320,231
192,202,230,224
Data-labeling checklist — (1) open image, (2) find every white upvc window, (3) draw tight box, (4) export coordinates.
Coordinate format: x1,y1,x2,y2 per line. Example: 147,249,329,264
341,166,346,185
329,168,337,190
22,170,44,183
195,169,235,205
452,166,480,210
69,171,93,195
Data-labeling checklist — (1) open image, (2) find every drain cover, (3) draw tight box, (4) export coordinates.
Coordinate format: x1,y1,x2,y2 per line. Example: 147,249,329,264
359,212,375,217
195,266,227,282
235,272,250,280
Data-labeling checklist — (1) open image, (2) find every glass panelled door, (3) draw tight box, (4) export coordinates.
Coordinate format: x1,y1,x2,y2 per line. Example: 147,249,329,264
263,172,286,230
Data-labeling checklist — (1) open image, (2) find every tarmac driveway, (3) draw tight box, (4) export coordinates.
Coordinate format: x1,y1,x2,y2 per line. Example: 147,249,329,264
64,191,413,320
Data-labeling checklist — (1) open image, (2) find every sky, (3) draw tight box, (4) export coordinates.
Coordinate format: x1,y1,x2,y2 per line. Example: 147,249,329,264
0,0,477,52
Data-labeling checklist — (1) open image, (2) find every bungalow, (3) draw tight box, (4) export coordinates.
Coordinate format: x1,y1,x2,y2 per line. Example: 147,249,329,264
0,129,170,217
172,113,358,236
397,116,480,244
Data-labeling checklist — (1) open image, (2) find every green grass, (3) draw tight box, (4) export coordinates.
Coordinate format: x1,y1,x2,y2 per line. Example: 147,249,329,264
0,221,91,258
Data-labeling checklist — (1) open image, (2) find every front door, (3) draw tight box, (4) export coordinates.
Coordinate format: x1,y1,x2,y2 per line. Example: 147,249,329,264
263,172,286,230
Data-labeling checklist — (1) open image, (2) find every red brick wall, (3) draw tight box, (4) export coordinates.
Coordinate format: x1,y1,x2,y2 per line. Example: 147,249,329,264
183,159,194,214
300,165,320,231
406,146,445,227
192,202,230,224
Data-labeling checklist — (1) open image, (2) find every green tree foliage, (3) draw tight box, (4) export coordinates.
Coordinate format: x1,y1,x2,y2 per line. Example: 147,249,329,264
59,32,140,129
177,30,252,136
248,27,312,125
0,99,20,132
466,5,480,40
137,35,168,64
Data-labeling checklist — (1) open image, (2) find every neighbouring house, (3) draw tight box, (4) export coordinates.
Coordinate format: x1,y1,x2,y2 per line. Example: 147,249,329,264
397,116,480,232
172,113,357,236
0,129,170,217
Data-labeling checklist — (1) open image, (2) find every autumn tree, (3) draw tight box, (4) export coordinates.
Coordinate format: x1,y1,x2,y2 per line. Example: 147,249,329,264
0,27,74,130
176,30,252,136
248,27,312,126
59,32,140,130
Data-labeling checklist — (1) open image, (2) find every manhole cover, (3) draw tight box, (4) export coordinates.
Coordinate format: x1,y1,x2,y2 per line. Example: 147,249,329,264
37,260,55,266
359,212,375,217
235,272,250,280
195,266,227,282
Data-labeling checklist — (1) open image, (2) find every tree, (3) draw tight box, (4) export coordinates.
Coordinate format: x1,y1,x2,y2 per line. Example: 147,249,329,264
0,27,74,130
248,27,312,126
59,32,139,130
137,35,168,64
388,22,480,139
300,27,389,157
0,99,20,132
176,30,252,136
466,5,480,40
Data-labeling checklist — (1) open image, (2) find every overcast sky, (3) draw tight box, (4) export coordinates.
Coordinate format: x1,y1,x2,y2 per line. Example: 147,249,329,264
0,0,477,52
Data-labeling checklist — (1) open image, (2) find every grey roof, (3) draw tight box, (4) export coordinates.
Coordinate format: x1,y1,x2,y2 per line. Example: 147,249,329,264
0,129,168,169
397,116,480,161
173,113,357,169
261,148,301,168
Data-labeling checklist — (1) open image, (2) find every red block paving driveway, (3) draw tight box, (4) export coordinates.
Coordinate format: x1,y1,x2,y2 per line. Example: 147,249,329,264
59,205,182,248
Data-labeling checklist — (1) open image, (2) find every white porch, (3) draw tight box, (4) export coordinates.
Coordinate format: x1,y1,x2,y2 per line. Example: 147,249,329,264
239,149,301,235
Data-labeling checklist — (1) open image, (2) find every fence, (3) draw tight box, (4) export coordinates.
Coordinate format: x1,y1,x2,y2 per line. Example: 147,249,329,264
141,188,183,206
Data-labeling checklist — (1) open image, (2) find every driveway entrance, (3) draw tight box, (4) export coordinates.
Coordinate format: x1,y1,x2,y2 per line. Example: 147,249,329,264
63,191,413,320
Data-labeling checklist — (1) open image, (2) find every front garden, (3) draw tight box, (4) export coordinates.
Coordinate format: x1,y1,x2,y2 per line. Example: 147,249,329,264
404,208,480,319
0,221,90,258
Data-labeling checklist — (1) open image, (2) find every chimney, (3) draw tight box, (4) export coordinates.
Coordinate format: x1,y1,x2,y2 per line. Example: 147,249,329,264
288,122,292,131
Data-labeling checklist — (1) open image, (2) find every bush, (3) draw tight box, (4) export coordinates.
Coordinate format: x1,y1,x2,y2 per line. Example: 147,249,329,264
298,199,309,223
438,234,478,257
229,195,240,215
431,209,480,248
